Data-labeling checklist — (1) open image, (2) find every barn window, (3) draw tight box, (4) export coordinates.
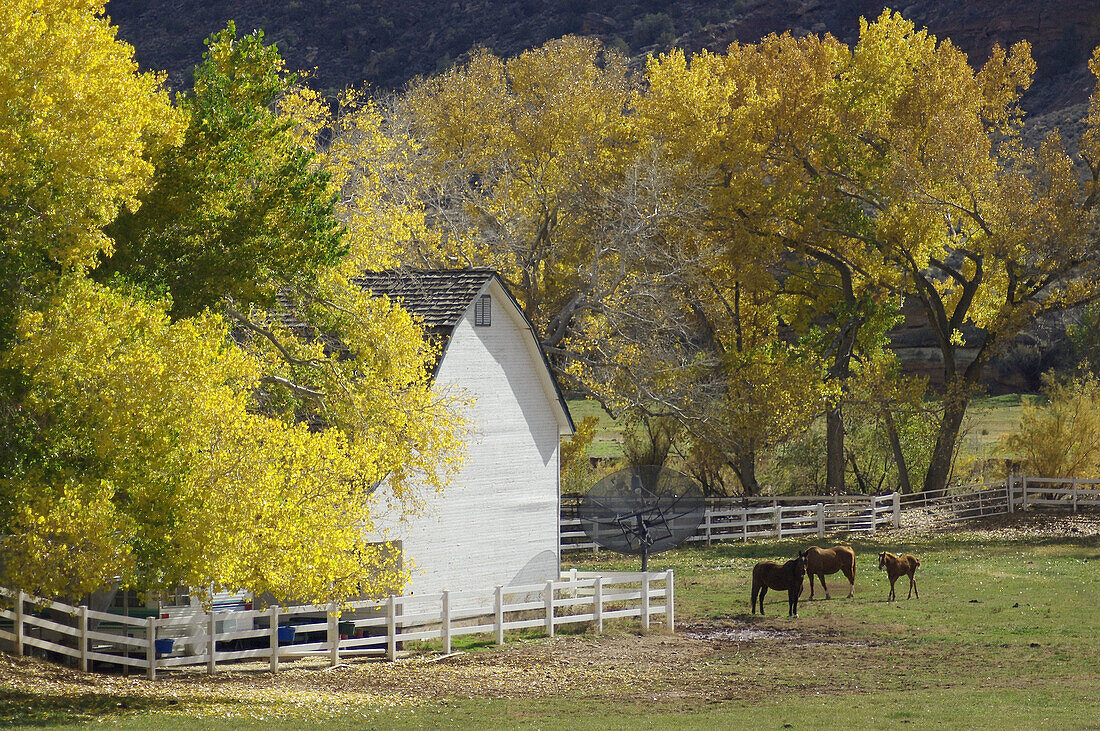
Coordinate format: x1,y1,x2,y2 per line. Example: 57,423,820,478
475,294,491,326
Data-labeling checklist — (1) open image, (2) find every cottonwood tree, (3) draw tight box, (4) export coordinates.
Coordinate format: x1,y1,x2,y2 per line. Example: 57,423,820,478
565,137,827,495
627,38,895,494
0,10,463,604
641,14,1100,494
0,0,181,340
103,22,345,318
387,37,636,356
820,13,1100,492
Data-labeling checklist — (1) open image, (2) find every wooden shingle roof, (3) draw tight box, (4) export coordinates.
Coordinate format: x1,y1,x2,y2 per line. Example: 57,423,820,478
354,269,496,331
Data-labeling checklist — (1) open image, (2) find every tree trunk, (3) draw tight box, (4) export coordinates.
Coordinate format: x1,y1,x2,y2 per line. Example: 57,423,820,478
826,403,845,494
846,449,870,493
735,450,760,496
825,316,862,494
883,408,912,494
922,392,968,493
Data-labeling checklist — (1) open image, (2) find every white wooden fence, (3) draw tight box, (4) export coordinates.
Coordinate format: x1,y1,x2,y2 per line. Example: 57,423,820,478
561,494,900,551
894,475,1100,528
0,570,671,680
1015,476,1100,512
563,475,1100,547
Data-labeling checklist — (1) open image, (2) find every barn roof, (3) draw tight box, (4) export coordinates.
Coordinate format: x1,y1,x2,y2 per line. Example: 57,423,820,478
355,269,496,331
359,268,575,435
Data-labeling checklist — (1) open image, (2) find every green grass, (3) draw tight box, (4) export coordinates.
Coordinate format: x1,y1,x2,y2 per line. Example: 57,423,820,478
5,530,1099,729
567,397,625,458
959,394,1040,463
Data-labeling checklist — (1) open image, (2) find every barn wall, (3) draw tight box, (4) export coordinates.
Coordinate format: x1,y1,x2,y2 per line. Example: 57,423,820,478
372,284,563,611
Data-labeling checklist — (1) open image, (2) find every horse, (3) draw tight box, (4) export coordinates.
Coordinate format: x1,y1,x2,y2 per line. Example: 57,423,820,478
878,551,920,601
751,551,808,617
803,545,856,600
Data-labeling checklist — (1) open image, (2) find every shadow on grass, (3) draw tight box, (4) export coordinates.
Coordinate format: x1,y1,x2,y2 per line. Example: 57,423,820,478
0,690,194,728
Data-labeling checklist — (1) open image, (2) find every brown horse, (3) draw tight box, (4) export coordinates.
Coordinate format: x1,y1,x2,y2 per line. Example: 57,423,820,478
878,551,920,601
751,551,807,617
804,545,856,600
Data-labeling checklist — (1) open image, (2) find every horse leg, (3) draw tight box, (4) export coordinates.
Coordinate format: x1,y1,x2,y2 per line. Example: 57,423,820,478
808,573,816,600
819,573,830,600
888,575,896,601
843,563,855,598
908,573,917,599
789,587,798,617
758,586,767,614
752,582,759,614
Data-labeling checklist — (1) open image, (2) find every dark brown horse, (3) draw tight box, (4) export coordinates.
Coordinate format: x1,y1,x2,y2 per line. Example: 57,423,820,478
804,545,856,600
751,551,807,617
879,551,920,601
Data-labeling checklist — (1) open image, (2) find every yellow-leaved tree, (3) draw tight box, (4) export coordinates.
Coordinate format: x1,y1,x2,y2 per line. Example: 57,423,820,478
825,13,1099,492
388,36,636,353
0,0,182,319
0,6,464,605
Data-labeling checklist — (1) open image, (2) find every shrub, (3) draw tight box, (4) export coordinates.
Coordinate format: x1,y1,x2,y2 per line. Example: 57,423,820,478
1002,372,1100,477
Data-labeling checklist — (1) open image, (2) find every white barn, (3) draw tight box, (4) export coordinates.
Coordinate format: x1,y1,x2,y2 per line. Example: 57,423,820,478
360,269,575,606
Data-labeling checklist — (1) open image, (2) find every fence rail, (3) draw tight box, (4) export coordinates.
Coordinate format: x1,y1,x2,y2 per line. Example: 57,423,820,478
564,475,1100,546
889,475,1100,529
0,570,671,680
562,494,899,551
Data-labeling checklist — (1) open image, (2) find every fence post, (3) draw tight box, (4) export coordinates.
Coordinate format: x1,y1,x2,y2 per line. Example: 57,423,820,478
775,506,783,539
705,510,713,545
741,508,748,541
146,616,156,681
328,604,339,667
1022,475,1029,510
1007,474,1015,514
207,610,216,675
545,580,555,638
79,605,89,672
641,574,650,631
892,492,901,528
594,577,603,633
816,503,825,538
386,595,397,661
494,585,504,646
269,605,279,673
1073,478,1079,513
869,496,877,535
14,590,24,656
665,569,675,631
441,590,451,654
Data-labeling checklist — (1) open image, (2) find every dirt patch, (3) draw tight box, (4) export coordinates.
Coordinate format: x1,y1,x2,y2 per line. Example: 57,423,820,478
680,623,790,642
0,618,869,708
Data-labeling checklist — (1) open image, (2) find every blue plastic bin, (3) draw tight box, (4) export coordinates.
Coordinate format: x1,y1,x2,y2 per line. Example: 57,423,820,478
277,625,296,644
154,638,174,654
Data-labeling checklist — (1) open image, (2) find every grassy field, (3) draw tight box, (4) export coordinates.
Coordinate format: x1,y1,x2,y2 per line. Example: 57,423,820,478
566,398,626,458
3,518,1098,729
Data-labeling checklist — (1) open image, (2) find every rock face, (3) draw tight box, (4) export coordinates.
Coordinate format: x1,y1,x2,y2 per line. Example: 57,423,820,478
890,298,1080,394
